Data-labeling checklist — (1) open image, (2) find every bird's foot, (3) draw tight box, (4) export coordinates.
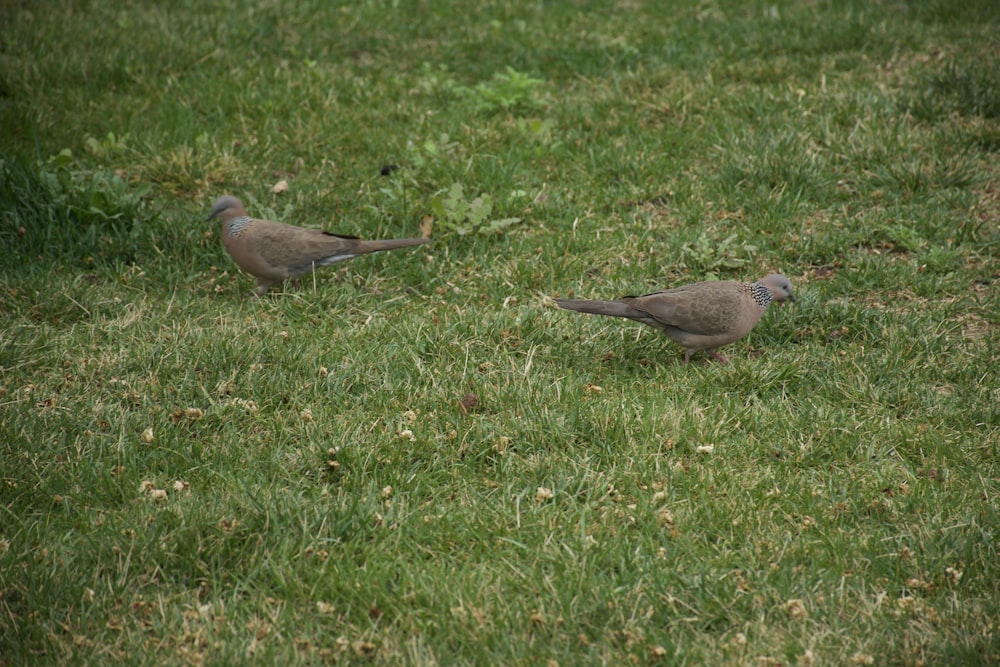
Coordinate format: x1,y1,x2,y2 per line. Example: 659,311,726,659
708,351,729,364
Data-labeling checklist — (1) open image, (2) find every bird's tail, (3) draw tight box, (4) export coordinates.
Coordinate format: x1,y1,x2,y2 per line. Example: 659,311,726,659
359,237,431,253
553,298,639,319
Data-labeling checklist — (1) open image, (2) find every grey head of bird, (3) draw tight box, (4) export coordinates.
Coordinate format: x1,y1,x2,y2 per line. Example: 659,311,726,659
206,195,244,221
758,274,795,304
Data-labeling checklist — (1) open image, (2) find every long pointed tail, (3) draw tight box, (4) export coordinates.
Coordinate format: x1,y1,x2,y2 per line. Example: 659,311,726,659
553,298,639,319
359,237,431,253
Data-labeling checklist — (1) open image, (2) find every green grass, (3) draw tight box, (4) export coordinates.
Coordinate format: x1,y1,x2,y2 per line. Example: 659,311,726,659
1,0,998,664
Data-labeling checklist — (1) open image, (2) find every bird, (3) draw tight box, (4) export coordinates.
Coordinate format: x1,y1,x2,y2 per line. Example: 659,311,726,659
554,274,794,364
206,195,431,297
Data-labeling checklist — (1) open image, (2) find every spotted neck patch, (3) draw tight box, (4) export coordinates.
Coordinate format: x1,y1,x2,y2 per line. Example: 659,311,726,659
226,216,252,238
746,282,774,309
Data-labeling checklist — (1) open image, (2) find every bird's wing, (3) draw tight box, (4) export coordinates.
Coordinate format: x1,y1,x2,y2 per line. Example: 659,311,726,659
630,284,742,336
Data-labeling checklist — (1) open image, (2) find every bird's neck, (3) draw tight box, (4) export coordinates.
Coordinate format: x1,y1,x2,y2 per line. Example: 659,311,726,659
747,282,774,309
226,216,252,238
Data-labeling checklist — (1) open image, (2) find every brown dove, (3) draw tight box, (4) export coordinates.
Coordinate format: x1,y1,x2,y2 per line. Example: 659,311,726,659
554,274,794,364
207,195,430,296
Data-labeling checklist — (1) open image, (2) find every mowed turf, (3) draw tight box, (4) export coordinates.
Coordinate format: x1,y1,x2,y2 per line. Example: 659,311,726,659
1,1,998,665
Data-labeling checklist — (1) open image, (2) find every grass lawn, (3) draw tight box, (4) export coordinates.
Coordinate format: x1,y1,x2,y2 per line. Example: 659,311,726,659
1,0,998,664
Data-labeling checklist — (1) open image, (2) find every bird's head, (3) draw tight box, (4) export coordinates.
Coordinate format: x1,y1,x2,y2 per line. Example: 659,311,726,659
759,274,795,303
207,195,244,221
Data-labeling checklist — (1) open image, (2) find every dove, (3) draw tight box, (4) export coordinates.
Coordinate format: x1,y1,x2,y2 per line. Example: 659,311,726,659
207,195,430,296
554,274,794,363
